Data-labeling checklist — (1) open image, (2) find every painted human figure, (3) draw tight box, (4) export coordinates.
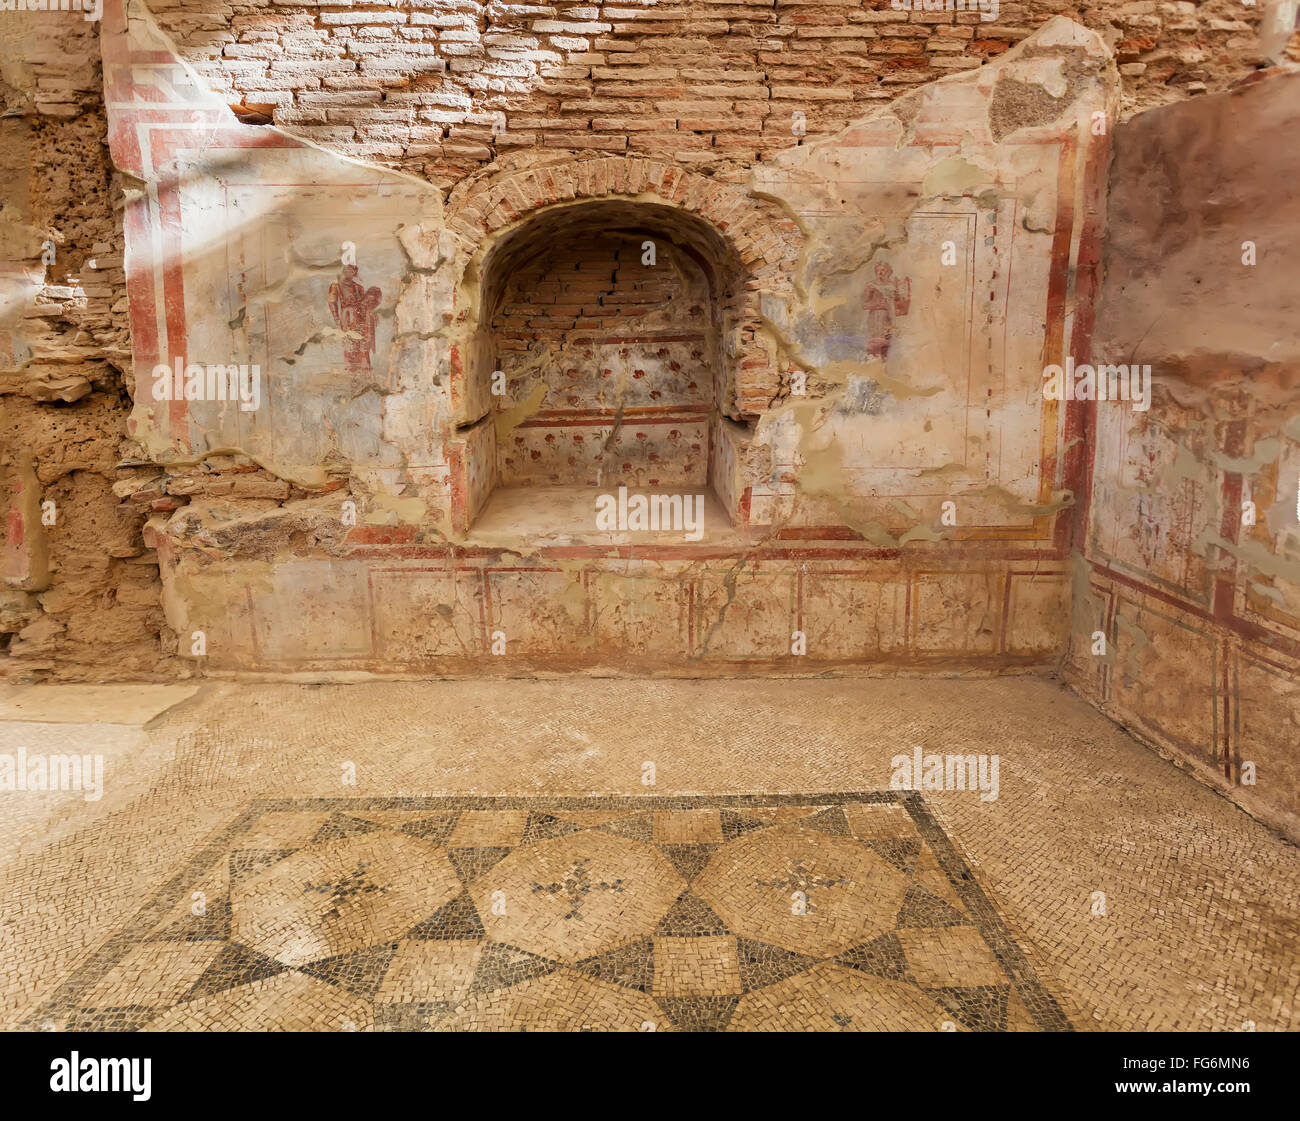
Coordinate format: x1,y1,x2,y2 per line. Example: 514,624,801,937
861,261,911,361
327,264,382,372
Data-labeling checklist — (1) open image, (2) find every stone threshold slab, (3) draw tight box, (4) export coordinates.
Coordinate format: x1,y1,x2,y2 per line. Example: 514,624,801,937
0,685,200,726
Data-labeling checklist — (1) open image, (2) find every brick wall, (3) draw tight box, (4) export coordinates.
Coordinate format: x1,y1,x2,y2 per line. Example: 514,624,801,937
4,2,1293,679
494,234,686,338
146,0,1284,188
492,228,717,487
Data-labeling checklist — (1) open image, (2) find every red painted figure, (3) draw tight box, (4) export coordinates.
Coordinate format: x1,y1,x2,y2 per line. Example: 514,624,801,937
327,264,383,372
861,261,911,361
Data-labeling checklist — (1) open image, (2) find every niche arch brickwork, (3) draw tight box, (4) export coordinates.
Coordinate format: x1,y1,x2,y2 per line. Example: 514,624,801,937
437,156,803,534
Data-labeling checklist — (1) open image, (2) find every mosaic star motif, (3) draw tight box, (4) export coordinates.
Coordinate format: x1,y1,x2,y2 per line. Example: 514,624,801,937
28,795,1071,1032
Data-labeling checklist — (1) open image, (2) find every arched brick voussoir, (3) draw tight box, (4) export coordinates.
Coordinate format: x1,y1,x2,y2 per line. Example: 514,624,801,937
448,155,800,283
443,154,802,424
448,210,490,244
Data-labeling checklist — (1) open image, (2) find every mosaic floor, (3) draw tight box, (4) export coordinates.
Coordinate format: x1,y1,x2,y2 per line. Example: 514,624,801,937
3,678,1297,1032
25,793,1067,1032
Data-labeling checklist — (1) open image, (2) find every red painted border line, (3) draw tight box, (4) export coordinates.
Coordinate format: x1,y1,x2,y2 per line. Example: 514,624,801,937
1088,557,1300,661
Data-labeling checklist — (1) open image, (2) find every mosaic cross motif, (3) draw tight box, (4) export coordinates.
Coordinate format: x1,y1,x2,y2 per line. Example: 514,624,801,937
531,858,625,920
303,860,387,921
26,794,1071,1032
755,858,853,914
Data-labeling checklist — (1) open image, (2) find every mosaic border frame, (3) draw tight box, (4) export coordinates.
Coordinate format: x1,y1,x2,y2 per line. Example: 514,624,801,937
28,792,1071,1032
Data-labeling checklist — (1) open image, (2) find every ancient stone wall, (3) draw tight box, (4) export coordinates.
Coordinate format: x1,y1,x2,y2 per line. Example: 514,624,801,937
74,7,1113,677
1066,66,1300,837
145,0,1281,188
2,1,1297,683
1,11,171,678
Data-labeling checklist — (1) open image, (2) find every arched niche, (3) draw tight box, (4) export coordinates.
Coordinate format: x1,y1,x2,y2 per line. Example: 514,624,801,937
446,195,778,540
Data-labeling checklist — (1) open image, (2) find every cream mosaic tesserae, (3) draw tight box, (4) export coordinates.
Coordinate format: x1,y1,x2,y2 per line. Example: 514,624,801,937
1,0,1298,1086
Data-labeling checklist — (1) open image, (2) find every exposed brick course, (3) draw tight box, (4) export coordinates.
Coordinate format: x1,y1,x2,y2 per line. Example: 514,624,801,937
142,0,1286,188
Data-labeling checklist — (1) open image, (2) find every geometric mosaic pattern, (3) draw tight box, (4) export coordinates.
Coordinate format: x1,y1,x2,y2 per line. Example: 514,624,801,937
28,793,1070,1032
